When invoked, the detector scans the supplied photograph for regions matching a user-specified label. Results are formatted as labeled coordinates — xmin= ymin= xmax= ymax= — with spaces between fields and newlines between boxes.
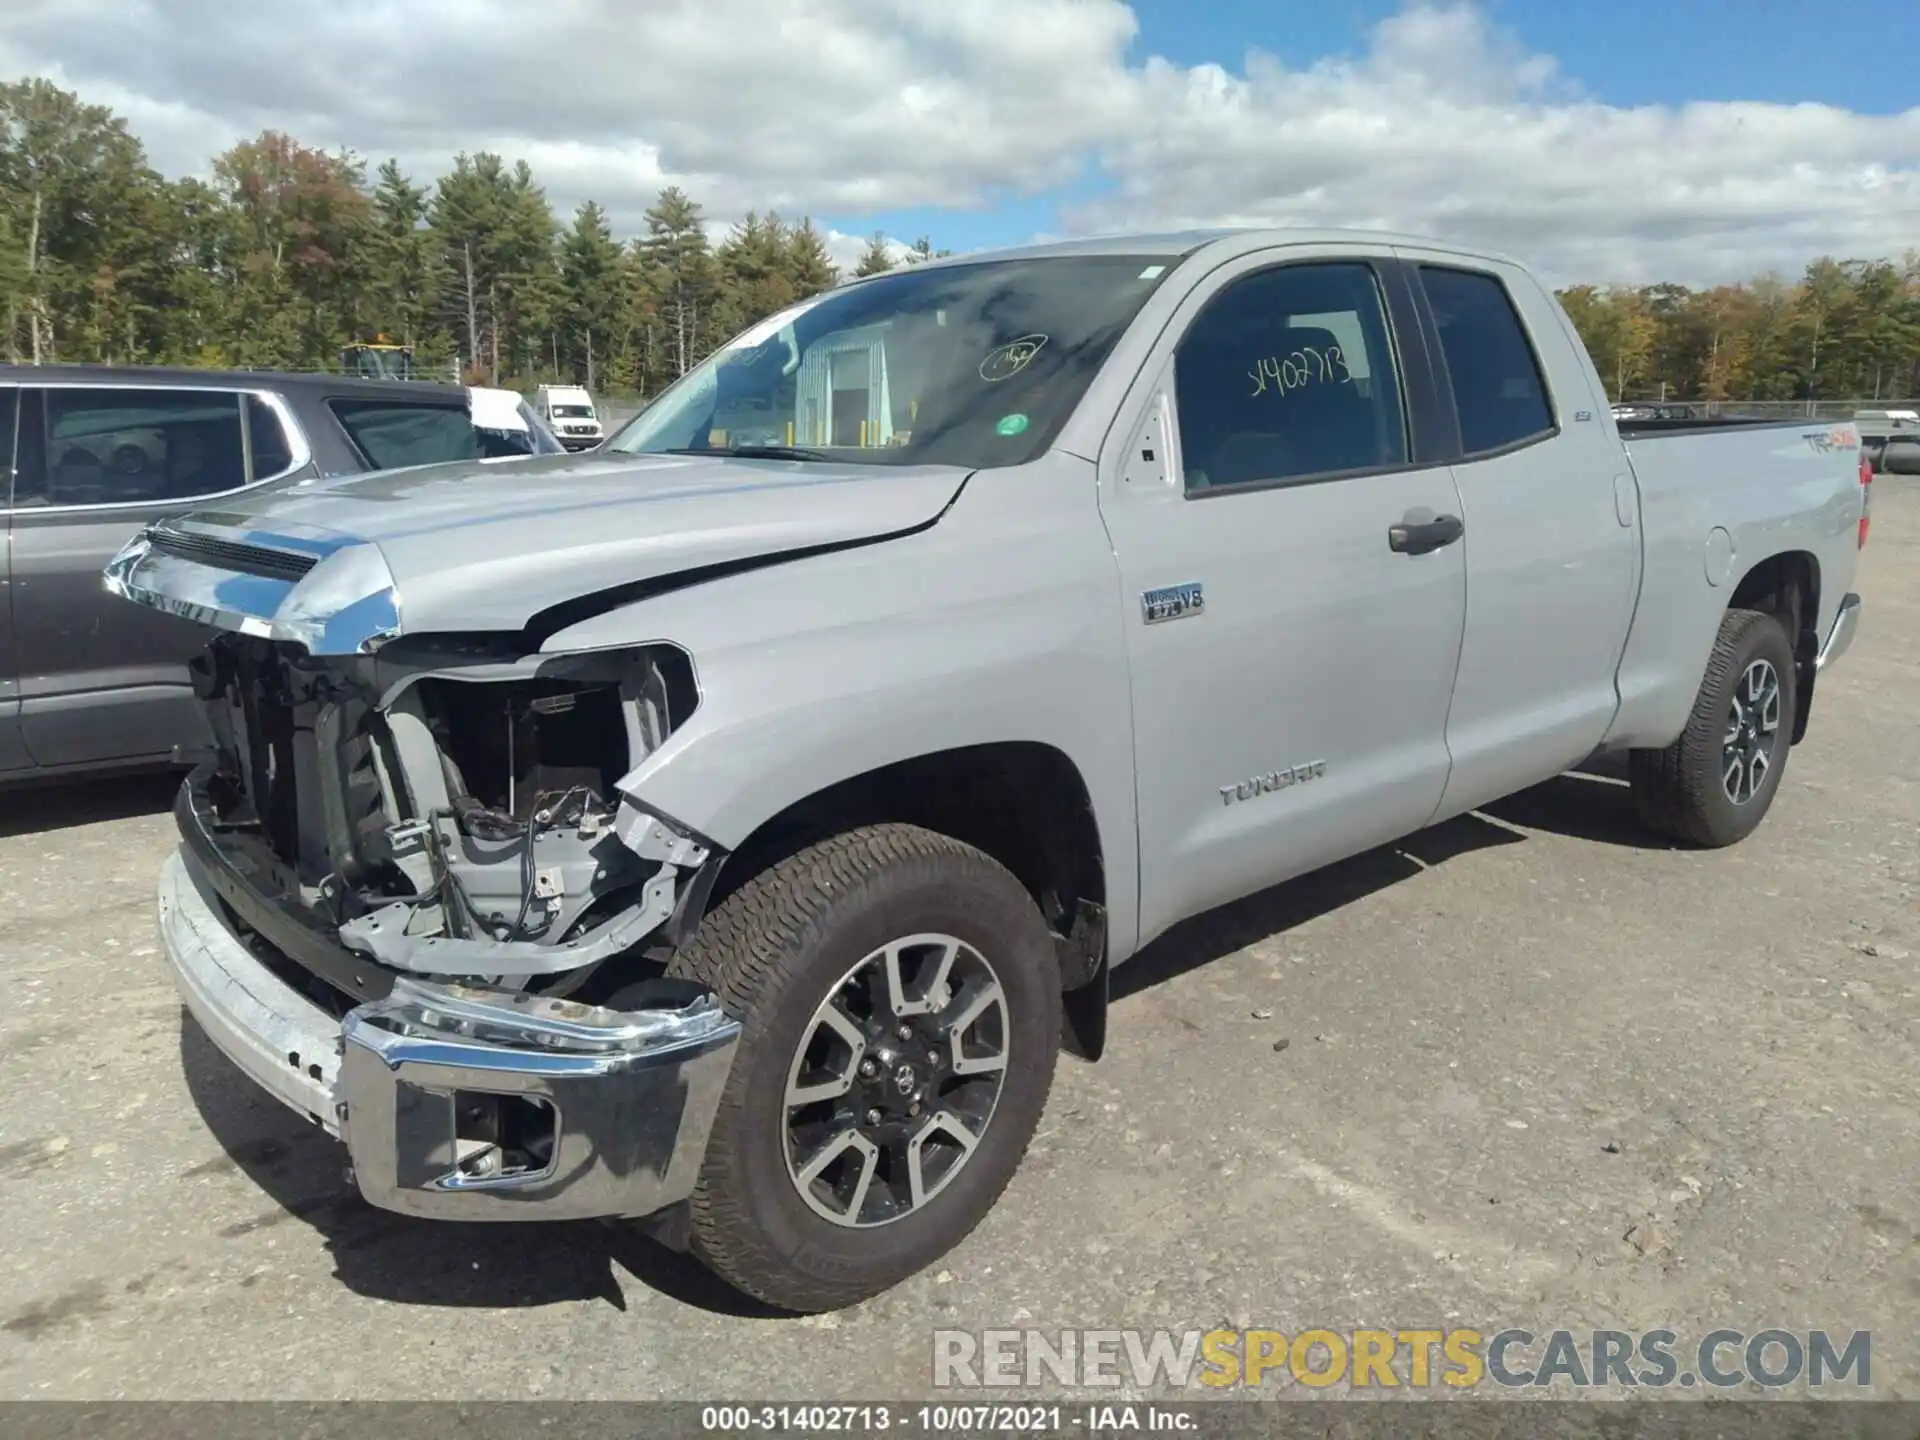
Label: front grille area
xmin=203 ymin=637 xmax=389 ymax=893
xmin=232 ymin=675 xmax=303 ymax=868
xmin=151 ymin=529 xmax=319 ymax=583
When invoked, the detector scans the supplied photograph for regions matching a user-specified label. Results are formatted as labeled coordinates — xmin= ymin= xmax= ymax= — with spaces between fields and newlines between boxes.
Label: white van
xmin=536 ymin=384 xmax=604 ymax=450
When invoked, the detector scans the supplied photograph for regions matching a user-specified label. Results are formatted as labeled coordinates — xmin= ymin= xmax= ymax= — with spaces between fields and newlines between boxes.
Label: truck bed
xmin=1603 ymin=414 xmax=1864 ymax=751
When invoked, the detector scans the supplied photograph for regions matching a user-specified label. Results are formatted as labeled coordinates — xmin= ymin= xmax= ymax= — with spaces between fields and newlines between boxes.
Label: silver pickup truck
xmin=105 ymin=229 xmax=1869 ymax=1313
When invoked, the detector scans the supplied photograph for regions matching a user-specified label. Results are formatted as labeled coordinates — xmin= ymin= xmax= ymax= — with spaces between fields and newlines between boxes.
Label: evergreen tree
xmin=853 ymin=231 xmax=895 ymax=277
xmin=558 ymin=201 xmax=624 ymax=389
xmin=635 ymin=186 xmax=718 ymax=382
xmin=716 ymin=210 xmax=798 ymax=336
xmin=495 ymin=159 xmax=560 ymax=383
xmin=430 ymin=152 xmax=521 ymax=379
xmin=363 ymin=160 xmax=439 ymax=353
xmin=785 ymin=217 xmax=839 ymax=297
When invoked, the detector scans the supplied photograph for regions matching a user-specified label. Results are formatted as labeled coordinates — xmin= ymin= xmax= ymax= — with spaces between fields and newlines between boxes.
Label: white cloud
xmin=3 ymin=0 xmax=1917 ymax=285
xmin=1079 ymin=5 xmax=1920 ymax=285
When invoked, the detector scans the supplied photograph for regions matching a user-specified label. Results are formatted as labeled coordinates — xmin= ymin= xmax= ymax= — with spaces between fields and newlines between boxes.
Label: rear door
xmin=9 ymin=384 xmax=308 ymax=770
xmin=1395 ymin=251 xmax=1641 ymax=818
xmin=0 ymin=384 xmax=27 ymax=773
xmin=1098 ymin=249 xmax=1470 ymax=943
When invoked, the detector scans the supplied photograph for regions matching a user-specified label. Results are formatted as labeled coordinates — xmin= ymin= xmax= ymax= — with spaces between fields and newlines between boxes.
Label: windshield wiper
xmin=662 ymin=444 xmax=831 ymax=462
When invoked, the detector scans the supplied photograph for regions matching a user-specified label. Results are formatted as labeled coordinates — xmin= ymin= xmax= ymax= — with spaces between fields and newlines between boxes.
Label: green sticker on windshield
xmin=995 ymin=413 xmax=1030 ymax=437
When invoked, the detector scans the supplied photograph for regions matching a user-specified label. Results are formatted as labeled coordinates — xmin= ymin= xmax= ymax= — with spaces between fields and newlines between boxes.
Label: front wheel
xmin=1630 ymin=606 xmax=1798 ymax=847
xmin=665 ymin=823 xmax=1062 ymax=1312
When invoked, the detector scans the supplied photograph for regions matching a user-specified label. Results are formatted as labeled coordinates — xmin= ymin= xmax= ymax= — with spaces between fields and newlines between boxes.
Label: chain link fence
xmin=597 ymin=397 xmax=646 ymax=431
xmin=1617 ymin=398 xmax=1919 ymax=421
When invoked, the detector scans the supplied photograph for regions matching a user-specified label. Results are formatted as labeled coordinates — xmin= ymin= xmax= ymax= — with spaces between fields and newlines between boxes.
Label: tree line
xmin=1560 ymin=261 xmax=1920 ymax=405
xmin=0 ymin=77 xmax=942 ymax=397
xmin=4 ymin=75 xmax=1918 ymax=402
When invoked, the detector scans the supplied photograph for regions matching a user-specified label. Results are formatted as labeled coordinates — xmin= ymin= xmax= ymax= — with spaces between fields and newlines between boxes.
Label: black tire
xmin=665 ymin=823 xmax=1061 ymax=1312
xmin=1630 ymin=607 xmax=1797 ymax=847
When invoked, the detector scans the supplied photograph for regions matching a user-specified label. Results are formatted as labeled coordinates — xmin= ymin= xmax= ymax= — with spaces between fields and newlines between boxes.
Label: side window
xmin=17 ymin=388 xmax=247 ymax=508
xmin=246 ymin=394 xmax=297 ymax=479
xmin=1419 ymin=267 xmax=1555 ymax=456
xmin=1174 ymin=262 xmax=1407 ymax=491
xmin=329 ymin=398 xmax=545 ymax=470
xmin=330 ymin=400 xmax=481 ymax=470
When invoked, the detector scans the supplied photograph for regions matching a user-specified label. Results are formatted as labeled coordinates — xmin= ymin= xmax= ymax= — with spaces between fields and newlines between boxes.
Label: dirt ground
xmin=1 ymin=483 xmax=1914 ymax=1403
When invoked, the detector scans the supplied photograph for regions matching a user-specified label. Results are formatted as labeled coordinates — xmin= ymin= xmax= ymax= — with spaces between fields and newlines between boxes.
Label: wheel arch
xmin=688 ymin=742 xmax=1112 ymax=1058
xmin=1728 ymin=549 xmax=1821 ymax=743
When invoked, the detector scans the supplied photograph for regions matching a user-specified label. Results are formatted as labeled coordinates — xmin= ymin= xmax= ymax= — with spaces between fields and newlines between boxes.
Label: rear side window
xmin=20 ymin=388 xmax=247 ymax=507
xmin=329 ymin=399 xmax=546 ymax=470
xmin=1174 ymin=261 xmax=1408 ymax=491
xmin=1419 ymin=267 xmax=1555 ymax=456
xmin=246 ymin=394 xmax=297 ymax=479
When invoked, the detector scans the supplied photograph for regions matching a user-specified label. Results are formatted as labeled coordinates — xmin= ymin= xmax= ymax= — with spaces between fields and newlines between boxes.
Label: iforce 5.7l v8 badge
xmin=1142 ymin=582 xmax=1205 ymax=625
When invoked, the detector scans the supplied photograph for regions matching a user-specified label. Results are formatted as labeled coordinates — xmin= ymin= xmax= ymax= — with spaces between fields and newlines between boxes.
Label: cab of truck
xmin=537 ymin=384 xmax=604 ymax=450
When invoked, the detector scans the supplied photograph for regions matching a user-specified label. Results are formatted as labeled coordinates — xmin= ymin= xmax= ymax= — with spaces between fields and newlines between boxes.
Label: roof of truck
xmin=896 ymin=227 xmax=1527 ymax=272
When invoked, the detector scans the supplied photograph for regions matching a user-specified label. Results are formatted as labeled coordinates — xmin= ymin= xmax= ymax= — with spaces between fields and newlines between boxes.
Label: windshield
xmin=550 ymin=403 xmax=595 ymax=418
xmin=606 ymin=255 xmax=1177 ymax=469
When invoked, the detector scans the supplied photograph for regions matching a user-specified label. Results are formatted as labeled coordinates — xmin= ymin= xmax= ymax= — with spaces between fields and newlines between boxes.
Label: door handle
xmin=1387 ymin=510 xmax=1465 ymax=556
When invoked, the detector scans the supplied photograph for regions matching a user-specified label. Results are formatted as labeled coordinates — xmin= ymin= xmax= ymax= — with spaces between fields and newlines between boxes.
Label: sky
xmin=2 ymin=0 xmax=1917 ymax=287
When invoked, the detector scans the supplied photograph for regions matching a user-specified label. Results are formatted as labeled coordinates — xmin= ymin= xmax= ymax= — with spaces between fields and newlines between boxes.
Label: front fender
xmin=539 ymin=455 xmax=1144 ymax=961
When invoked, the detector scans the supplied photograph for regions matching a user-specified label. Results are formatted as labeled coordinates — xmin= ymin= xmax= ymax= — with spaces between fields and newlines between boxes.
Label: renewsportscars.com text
xmin=932 ymin=1327 xmax=1872 ymax=1390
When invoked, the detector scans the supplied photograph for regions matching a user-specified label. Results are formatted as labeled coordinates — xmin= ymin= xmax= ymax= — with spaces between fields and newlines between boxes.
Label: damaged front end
xmin=148 ymin=574 xmax=739 ymax=1223
xmin=184 ymin=630 xmax=718 ymax=989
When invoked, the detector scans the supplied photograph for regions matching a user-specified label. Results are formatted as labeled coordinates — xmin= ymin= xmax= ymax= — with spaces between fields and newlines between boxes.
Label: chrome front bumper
xmin=158 ymin=849 xmax=741 ymax=1221
xmin=1817 ymin=592 xmax=1862 ymax=672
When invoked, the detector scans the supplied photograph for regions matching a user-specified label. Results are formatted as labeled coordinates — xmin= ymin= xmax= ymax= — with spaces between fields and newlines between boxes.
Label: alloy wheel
xmin=782 ymin=933 xmax=1010 ymax=1228
xmin=1721 ymin=657 xmax=1782 ymax=806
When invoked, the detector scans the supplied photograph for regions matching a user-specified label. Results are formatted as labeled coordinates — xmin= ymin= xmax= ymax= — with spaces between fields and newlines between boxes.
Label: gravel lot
xmin=1 ymin=483 xmax=1915 ymax=1403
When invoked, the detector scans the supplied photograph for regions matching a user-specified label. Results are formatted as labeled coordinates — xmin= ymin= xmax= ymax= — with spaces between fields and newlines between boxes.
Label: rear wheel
xmin=1630 ymin=607 xmax=1797 ymax=847
xmin=665 ymin=823 xmax=1061 ymax=1312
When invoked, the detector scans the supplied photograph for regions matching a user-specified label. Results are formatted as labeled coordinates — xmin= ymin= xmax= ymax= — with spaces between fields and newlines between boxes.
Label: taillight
xmin=1859 ymin=448 xmax=1872 ymax=548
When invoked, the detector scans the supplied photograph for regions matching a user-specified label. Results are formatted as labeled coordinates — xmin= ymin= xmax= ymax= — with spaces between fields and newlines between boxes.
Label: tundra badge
xmin=1142 ymin=582 xmax=1205 ymax=625
xmin=1220 ymin=760 xmax=1327 ymax=805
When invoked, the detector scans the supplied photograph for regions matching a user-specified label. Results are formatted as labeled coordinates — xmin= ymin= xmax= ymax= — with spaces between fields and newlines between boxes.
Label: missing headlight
xmin=348 ymin=646 xmax=704 ymax=970
xmin=412 ymin=645 xmax=695 ymax=823
xmin=425 ymin=677 xmax=627 ymax=821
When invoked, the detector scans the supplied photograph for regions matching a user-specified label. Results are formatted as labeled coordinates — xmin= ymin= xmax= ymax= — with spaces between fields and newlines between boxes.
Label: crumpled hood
xmin=104 ymin=450 xmax=969 ymax=655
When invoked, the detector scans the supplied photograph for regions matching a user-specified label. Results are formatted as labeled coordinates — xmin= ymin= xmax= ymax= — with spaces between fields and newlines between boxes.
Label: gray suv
xmin=0 ymin=367 xmax=562 ymax=783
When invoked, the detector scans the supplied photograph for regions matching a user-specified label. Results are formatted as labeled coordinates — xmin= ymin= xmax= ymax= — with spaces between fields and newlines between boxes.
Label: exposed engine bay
xmin=190 ymin=631 xmax=710 ymax=1005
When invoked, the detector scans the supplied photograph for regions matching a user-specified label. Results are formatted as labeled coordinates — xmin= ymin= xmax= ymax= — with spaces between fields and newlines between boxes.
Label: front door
xmin=9 ymin=384 xmax=266 ymax=770
xmin=1097 ymin=253 xmax=1470 ymax=945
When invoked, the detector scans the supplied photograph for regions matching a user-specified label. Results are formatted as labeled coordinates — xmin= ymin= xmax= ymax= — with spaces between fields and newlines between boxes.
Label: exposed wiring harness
xmin=446 ymin=785 xmax=605 ymax=942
